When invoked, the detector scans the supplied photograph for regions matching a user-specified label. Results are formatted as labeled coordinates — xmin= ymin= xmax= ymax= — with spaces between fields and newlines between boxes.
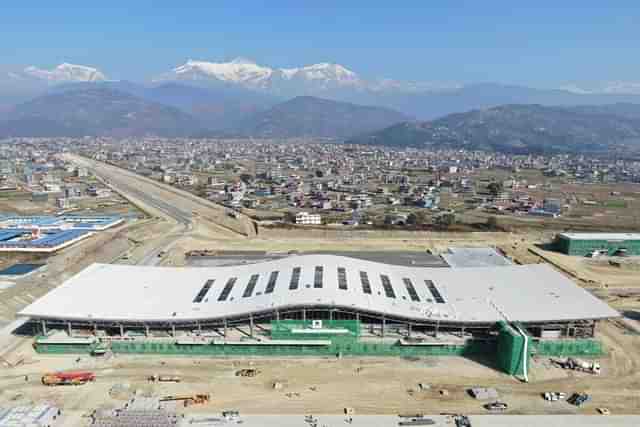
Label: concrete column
xmin=93 ymin=323 xmax=98 ymax=335
xmin=171 ymin=324 xmax=176 ymax=337
xmin=145 ymin=324 xmax=150 ymax=337
xmin=67 ymin=322 xmax=72 ymax=337
xmin=119 ymin=324 xmax=124 ymax=337
xmin=275 ymin=310 xmax=280 ymax=321
xmin=223 ymin=319 xmax=228 ymax=339
xmin=249 ymin=314 xmax=254 ymax=338
xmin=41 ymin=320 xmax=47 ymax=336
xmin=197 ymin=321 xmax=202 ymax=334
xmin=381 ymin=317 xmax=385 ymax=338
xmin=329 ymin=309 xmax=333 ymax=321
xmin=302 ymin=309 xmax=306 ymax=322
xmin=407 ymin=323 xmax=411 ymax=338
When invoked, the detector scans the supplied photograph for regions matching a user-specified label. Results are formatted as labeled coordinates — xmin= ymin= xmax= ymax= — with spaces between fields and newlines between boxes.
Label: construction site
xmin=1 ymin=155 xmax=639 ymax=426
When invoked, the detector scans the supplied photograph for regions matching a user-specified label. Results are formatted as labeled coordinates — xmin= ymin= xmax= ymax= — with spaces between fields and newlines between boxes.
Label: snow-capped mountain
xmin=560 ymin=81 xmax=640 ymax=95
xmin=20 ymin=63 xmax=107 ymax=82
xmin=166 ymin=58 xmax=273 ymax=88
xmin=154 ymin=57 xmax=408 ymax=94
xmin=280 ymin=63 xmax=361 ymax=85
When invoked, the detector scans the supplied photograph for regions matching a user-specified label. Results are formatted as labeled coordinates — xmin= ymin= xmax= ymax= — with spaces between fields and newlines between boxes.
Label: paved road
xmin=66 ymin=154 xmax=253 ymax=238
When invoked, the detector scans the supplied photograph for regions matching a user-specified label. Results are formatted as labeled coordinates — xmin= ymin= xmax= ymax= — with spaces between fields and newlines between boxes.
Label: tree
xmin=434 ymin=212 xmax=456 ymax=229
xmin=240 ymin=173 xmax=254 ymax=184
xmin=486 ymin=216 xmax=500 ymax=230
xmin=487 ymin=181 xmax=503 ymax=196
xmin=408 ymin=210 xmax=429 ymax=226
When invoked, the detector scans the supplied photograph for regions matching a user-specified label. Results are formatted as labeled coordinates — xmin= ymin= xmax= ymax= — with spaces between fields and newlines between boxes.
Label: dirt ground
xmin=2 ymin=158 xmax=640 ymax=423
xmin=0 ymin=319 xmax=638 ymax=421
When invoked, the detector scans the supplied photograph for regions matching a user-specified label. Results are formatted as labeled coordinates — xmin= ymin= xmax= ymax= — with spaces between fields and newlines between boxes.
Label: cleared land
xmin=0 ymin=157 xmax=639 ymax=422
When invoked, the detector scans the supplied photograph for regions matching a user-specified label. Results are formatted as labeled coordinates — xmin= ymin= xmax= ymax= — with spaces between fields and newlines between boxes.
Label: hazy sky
xmin=3 ymin=1 xmax=639 ymax=86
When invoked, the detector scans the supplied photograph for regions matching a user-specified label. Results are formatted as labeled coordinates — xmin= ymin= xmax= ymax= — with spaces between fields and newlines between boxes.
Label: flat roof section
xmin=19 ymin=255 xmax=619 ymax=325
xmin=442 ymin=247 xmax=513 ymax=268
xmin=558 ymin=232 xmax=640 ymax=241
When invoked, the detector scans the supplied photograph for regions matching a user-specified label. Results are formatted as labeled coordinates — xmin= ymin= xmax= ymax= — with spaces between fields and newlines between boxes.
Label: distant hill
xmin=0 ymin=87 xmax=203 ymax=138
xmin=236 ymin=96 xmax=411 ymax=138
xmin=46 ymin=81 xmax=280 ymax=130
xmin=348 ymin=104 xmax=640 ymax=153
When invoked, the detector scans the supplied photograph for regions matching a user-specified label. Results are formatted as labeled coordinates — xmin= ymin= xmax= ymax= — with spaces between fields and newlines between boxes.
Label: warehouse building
xmin=554 ymin=232 xmax=640 ymax=256
xmin=19 ymin=255 xmax=618 ymax=376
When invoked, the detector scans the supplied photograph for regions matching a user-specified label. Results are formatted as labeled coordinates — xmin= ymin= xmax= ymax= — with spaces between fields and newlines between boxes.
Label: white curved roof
xmin=19 ymin=255 xmax=618 ymax=324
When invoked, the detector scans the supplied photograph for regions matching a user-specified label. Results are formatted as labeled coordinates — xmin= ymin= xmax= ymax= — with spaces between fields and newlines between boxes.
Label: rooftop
xmin=19 ymin=255 xmax=618 ymax=325
xmin=558 ymin=232 xmax=640 ymax=241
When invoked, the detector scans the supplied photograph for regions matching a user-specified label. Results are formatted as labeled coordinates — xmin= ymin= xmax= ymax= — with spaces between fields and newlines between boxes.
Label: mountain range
xmin=6 ymin=59 xmax=640 ymax=120
xmin=348 ymin=104 xmax=640 ymax=154
xmin=3 ymin=59 xmax=640 ymax=152
xmin=0 ymin=87 xmax=202 ymax=138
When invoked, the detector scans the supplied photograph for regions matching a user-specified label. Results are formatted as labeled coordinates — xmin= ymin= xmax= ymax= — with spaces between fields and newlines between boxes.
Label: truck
xmin=550 ymin=357 xmax=601 ymax=375
xmin=160 ymin=393 xmax=210 ymax=407
xmin=483 ymin=401 xmax=508 ymax=412
xmin=42 ymin=371 xmax=96 ymax=386
xmin=148 ymin=374 xmax=181 ymax=383
xmin=235 ymin=368 xmax=260 ymax=377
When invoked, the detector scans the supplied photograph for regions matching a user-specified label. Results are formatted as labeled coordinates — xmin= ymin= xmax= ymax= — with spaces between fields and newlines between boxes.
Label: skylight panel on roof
xmin=380 ymin=274 xmax=396 ymax=298
xmin=425 ymin=279 xmax=445 ymax=303
xmin=218 ymin=277 xmax=237 ymax=301
xmin=337 ymin=267 xmax=347 ymax=290
xmin=314 ymin=266 xmax=323 ymax=288
xmin=265 ymin=271 xmax=279 ymax=294
xmin=402 ymin=278 xmax=420 ymax=302
xmin=193 ymin=279 xmax=214 ymax=303
xmin=290 ymin=267 xmax=301 ymax=290
xmin=360 ymin=271 xmax=372 ymax=294
xmin=243 ymin=274 xmax=260 ymax=298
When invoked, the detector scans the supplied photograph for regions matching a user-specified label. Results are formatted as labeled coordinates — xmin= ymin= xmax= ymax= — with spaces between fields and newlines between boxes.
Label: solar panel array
xmin=290 ymin=267 xmax=301 ymax=290
xmin=402 ymin=278 xmax=420 ymax=302
xmin=193 ymin=279 xmax=214 ymax=303
xmin=425 ymin=279 xmax=446 ymax=303
xmin=242 ymin=274 xmax=260 ymax=298
xmin=265 ymin=271 xmax=279 ymax=294
xmin=0 ymin=230 xmax=23 ymax=242
xmin=360 ymin=271 xmax=372 ymax=294
xmin=314 ymin=266 xmax=323 ymax=288
xmin=337 ymin=267 xmax=347 ymax=290
xmin=380 ymin=274 xmax=396 ymax=298
xmin=0 ymin=229 xmax=90 ymax=249
xmin=218 ymin=278 xmax=237 ymax=301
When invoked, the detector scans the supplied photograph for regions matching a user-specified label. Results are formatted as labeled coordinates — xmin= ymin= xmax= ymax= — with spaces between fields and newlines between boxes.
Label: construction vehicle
xmin=597 ymin=407 xmax=611 ymax=415
xmin=568 ymin=393 xmax=591 ymax=407
xmin=42 ymin=371 xmax=96 ymax=386
xmin=235 ymin=368 xmax=260 ymax=377
xmin=160 ymin=393 xmax=210 ymax=407
xmin=483 ymin=401 xmax=508 ymax=412
xmin=148 ymin=374 xmax=181 ymax=383
xmin=454 ymin=415 xmax=472 ymax=427
xmin=543 ymin=392 xmax=567 ymax=401
xmin=550 ymin=357 xmax=601 ymax=374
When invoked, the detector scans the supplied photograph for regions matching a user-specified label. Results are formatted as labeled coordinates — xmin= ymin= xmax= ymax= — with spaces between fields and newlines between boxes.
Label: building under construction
xmin=19 ymin=254 xmax=618 ymax=376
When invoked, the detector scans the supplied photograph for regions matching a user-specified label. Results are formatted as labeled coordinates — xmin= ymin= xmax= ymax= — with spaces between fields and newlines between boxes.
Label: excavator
xmin=160 ymin=393 xmax=211 ymax=407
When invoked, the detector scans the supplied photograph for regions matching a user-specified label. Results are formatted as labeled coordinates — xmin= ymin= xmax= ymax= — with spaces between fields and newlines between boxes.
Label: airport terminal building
xmin=19 ymin=254 xmax=618 ymax=375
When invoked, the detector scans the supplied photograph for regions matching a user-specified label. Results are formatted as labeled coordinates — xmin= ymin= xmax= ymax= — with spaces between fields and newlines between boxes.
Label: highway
xmin=63 ymin=154 xmax=257 ymax=267
xmin=65 ymin=154 xmax=251 ymax=238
